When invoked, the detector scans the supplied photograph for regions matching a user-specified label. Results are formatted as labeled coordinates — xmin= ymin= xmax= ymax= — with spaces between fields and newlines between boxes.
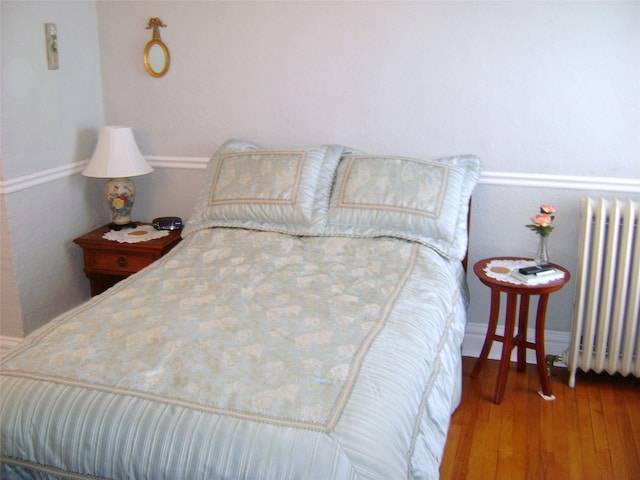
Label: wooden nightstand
xmin=73 ymin=224 xmax=182 ymax=296
xmin=470 ymin=257 xmax=571 ymax=404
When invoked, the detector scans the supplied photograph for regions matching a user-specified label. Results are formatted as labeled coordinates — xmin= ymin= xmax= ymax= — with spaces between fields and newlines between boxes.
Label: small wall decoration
xmin=144 ymin=17 xmax=170 ymax=77
xmin=45 ymin=23 xmax=58 ymax=70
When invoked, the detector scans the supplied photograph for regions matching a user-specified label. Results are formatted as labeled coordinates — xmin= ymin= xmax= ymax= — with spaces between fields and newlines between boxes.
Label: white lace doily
xmin=103 ymin=224 xmax=170 ymax=243
xmin=484 ymin=258 xmax=538 ymax=285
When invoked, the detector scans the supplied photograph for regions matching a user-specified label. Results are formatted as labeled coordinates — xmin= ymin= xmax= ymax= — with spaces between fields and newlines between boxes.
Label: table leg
xmin=535 ymin=293 xmax=553 ymax=397
xmin=516 ymin=295 xmax=530 ymax=372
xmin=471 ymin=288 xmax=501 ymax=378
xmin=493 ymin=292 xmax=518 ymax=404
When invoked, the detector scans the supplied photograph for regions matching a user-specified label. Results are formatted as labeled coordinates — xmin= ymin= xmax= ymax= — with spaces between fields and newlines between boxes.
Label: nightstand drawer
xmin=74 ymin=224 xmax=182 ymax=296
xmin=89 ymin=250 xmax=157 ymax=275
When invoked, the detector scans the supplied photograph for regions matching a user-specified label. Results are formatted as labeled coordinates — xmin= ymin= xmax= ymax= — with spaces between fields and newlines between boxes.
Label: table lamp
xmin=83 ymin=126 xmax=153 ymax=230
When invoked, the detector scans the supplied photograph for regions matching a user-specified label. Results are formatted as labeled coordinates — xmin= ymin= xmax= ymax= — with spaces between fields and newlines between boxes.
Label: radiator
xmin=564 ymin=197 xmax=640 ymax=388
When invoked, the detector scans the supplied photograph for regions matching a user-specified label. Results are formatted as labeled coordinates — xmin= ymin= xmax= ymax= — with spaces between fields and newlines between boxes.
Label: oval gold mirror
xmin=143 ymin=18 xmax=170 ymax=78
xmin=144 ymin=40 xmax=170 ymax=77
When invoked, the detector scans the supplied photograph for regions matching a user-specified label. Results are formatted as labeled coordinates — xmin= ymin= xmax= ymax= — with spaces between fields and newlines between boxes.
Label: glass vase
xmin=534 ymin=234 xmax=550 ymax=266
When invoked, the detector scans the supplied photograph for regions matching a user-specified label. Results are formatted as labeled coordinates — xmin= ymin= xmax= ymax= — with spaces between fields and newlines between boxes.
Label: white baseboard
xmin=0 ymin=336 xmax=22 ymax=356
xmin=462 ymin=322 xmax=570 ymax=365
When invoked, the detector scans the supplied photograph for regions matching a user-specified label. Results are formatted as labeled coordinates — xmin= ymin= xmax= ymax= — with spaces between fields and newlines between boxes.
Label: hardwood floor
xmin=441 ymin=356 xmax=640 ymax=480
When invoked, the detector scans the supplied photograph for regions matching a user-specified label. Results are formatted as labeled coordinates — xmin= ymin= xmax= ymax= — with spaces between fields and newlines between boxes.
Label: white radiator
xmin=565 ymin=197 xmax=640 ymax=387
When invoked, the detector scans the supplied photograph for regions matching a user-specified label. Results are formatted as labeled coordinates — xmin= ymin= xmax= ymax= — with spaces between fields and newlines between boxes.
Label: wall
xmin=97 ymin=1 xmax=638 ymax=172
xmin=0 ymin=194 xmax=22 ymax=338
xmin=95 ymin=1 xmax=639 ymax=349
xmin=1 ymin=0 xmax=105 ymax=335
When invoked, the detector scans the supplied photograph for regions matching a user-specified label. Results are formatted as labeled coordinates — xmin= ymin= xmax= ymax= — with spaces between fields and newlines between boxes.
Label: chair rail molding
xmin=480 ymin=171 xmax=640 ymax=192
xmin=2 ymin=157 xmax=639 ymax=194
xmin=0 ymin=161 xmax=87 ymax=194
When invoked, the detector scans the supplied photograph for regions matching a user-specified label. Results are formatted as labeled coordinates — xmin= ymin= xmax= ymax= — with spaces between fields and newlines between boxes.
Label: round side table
xmin=470 ymin=257 xmax=571 ymax=404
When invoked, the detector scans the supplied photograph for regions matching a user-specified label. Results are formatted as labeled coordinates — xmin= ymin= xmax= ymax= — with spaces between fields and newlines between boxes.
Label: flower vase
xmin=534 ymin=234 xmax=550 ymax=266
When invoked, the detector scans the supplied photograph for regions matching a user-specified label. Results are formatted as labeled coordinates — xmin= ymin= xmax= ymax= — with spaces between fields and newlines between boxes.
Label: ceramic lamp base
xmin=104 ymin=177 xmax=137 ymax=228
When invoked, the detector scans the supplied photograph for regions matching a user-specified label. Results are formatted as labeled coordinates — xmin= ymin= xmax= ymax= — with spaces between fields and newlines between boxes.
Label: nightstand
xmin=470 ymin=257 xmax=571 ymax=404
xmin=73 ymin=224 xmax=182 ymax=296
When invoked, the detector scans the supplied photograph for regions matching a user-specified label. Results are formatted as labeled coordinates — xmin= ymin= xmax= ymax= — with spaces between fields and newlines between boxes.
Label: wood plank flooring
xmin=441 ymin=356 xmax=640 ymax=479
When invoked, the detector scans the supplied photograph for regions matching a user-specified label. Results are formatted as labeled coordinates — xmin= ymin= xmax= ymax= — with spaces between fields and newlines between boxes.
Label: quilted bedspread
xmin=1 ymin=228 xmax=467 ymax=479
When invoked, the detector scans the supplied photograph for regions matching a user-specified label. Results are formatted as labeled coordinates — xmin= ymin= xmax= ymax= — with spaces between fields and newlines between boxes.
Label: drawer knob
xmin=117 ymin=256 xmax=127 ymax=267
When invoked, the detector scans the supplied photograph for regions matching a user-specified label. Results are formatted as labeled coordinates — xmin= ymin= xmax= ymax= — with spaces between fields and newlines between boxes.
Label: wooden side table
xmin=73 ymin=224 xmax=182 ymax=296
xmin=470 ymin=257 xmax=571 ymax=404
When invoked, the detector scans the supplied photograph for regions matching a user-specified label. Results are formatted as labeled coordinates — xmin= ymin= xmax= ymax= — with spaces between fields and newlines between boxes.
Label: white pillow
xmin=183 ymin=139 xmax=343 ymax=237
xmin=325 ymin=154 xmax=481 ymax=260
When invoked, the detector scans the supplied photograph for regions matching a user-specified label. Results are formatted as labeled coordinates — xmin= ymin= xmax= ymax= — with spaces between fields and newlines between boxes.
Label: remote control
xmin=519 ymin=264 xmax=553 ymax=276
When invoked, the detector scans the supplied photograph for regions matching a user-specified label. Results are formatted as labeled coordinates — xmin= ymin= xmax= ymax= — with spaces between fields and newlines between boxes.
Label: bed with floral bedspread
xmin=1 ymin=140 xmax=480 ymax=480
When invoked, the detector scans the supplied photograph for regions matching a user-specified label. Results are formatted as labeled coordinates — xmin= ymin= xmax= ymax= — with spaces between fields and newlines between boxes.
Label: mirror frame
xmin=144 ymin=39 xmax=170 ymax=77
xmin=143 ymin=18 xmax=170 ymax=78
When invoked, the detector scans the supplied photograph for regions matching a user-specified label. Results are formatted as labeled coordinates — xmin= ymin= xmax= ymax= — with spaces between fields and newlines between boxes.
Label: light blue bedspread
xmin=1 ymin=228 xmax=467 ymax=479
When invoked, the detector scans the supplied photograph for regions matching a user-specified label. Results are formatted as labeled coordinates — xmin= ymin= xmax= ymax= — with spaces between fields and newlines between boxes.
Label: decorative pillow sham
xmin=182 ymin=139 xmax=344 ymax=237
xmin=325 ymin=154 xmax=481 ymax=260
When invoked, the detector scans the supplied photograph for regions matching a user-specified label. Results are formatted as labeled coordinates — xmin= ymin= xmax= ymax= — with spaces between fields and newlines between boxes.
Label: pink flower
xmin=540 ymin=204 xmax=556 ymax=215
xmin=531 ymin=213 xmax=552 ymax=227
xmin=526 ymin=203 xmax=557 ymax=237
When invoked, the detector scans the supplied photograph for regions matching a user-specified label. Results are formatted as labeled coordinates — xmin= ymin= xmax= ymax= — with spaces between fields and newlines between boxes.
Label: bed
xmin=0 ymin=140 xmax=480 ymax=479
